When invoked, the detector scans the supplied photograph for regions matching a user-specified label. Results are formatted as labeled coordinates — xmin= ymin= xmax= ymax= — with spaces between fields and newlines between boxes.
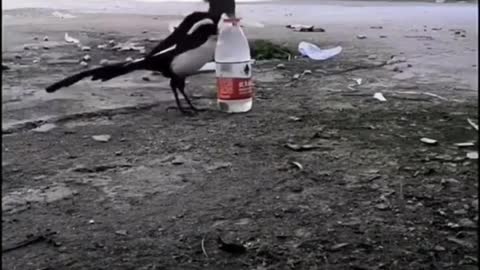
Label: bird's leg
xmin=167 ymin=78 xmax=195 ymax=116
xmin=176 ymin=78 xmax=205 ymax=112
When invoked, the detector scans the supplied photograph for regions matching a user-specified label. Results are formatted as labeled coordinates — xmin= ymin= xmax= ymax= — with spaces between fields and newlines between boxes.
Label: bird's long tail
xmin=45 ymin=59 xmax=146 ymax=93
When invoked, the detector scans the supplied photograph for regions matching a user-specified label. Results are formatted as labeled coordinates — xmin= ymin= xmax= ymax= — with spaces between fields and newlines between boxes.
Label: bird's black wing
xmin=146 ymin=12 xmax=213 ymax=58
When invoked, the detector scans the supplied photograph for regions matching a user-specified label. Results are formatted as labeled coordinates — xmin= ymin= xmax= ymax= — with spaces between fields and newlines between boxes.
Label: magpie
xmin=45 ymin=13 xmax=223 ymax=115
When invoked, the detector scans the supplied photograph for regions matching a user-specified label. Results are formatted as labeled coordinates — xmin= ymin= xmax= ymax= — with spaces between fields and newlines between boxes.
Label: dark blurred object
xmin=204 ymin=0 xmax=236 ymax=17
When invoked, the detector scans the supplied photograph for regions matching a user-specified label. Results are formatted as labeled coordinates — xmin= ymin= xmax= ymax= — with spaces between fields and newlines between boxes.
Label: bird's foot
xmin=165 ymin=106 xmax=198 ymax=116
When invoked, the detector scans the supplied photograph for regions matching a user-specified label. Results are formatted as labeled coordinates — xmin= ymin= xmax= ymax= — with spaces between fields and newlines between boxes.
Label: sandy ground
xmin=2 ymin=1 xmax=479 ymax=269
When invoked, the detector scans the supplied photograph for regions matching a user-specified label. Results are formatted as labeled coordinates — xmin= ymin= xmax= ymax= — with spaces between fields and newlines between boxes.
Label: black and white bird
xmin=45 ymin=11 xmax=225 ymax=115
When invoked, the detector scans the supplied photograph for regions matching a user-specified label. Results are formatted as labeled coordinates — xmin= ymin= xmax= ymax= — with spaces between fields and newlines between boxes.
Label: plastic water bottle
xmin=215 ymin=18 xmax=254 ymax=113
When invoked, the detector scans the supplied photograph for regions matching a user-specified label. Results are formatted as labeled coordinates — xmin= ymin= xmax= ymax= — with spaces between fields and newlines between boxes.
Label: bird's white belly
xmin=170 ymin=38 xmax=216 ymax=76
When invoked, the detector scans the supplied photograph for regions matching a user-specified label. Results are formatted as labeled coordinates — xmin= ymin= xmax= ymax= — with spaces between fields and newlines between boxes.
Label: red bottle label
xmin=217 ymin=78 xmax=254 ymax=100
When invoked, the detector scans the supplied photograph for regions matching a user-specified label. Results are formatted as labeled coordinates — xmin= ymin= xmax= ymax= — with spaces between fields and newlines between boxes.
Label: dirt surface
xmin=2 ymin=4 xmax=479 ymax=270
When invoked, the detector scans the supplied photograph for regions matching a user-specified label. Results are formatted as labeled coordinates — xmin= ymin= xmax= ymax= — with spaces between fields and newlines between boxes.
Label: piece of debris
xmin=285 ymin=143 xmax=320 ymax=151
xmin=32 ymin=123 xmax=57 ymax=133
xmin=420 ymin=137 xmax=438 ymax=145
xmin=435 ymin=0 xmax=446 ymax=3
xmin=288 ymin=116 xmax=302 ymax=122
xmin=368 ymin=54 xmax=377 ymax=60
xmin=370 ymin=26 xmax=383 ymax=29
xmin=286 ymin=24 xmax=325 ymax=32
xmin=125 ymin=57 xmax=133 ymax=62
xmin=292 ymin=74 xmax=301 ymax=80
xmin=108 ymin=40 xmax=116 ymax=46
xmin=291 ymin=161 xmax=303 ymax=170
xmin=356 ymin=34 xmax=367 ymax=39
xmin=217 ymin=236 xmax=246 ymax=254
xmin=43 ymin=45 xmax=50 ymax=50
xmin=81 ymin=46 xmax=91 ymax=52
xmin=2 ymin=231 xmax=57 ymax=253
xmin=454 ymin=142 xmax=475 ymax=147
xmin=23 ymin=45 xmax=30 ymax=50
xmin=2 ymin=64 xmax=10 ymax=70
xmin=80 ymin=61 xmax=88 ymax=67
xmin=43 ymin=36 xmax=49 ymax=41
xmin=97 ymin=44 xmax=107 ymax=49
xmin=142 ymin=76 xmax=150 ymax=82
xmin=329 ymin=243 xmax=350 ymax=251
xmin=379 ymin=35 xmax=388 ymax=38
xmin=434 ymin=245 xmax=446 ymax=252
xmin=83 ymin=55 xmax=91 ymax=62
xmin=92 ymin=135 xmax=111 ymax=142
xmin=353 ymin=78 xmax=363 ymax=85
xmin=466 ymin=151 xmax=478 ymax=160
xmin=88 ymin=219 xmax=95 ymax=224
xmin=33 ymin=59 xmax=40 ymax=64
xmin=298 ymin=41 xmax=342 ymax=61
xmin=467 ymin=118 xmax=478 ymax=131
xmin=64 ymin=33 xmax=80 ymax=44
xmin=52 ymin=11 xmax=76 ymax=19
xmin=100 ymin=59 xmax=109 ymax=66
xmin=276 ymin=63 xmax=286 ymax=69
xmin=373 ymin=92 xmax=387 ymax=102
xmin=115 ymin=151 xmax=123 ymax=156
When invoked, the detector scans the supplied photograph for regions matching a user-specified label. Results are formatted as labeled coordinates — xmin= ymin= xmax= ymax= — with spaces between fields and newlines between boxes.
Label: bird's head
xmin=203 ymin=0 xmax=235 ymax=18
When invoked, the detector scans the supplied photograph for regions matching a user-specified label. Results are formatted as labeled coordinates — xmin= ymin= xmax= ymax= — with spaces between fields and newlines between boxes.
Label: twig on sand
xmin=201 ymin=234 xmax=209 ymax=258
xmin=467 ymin=118 xmax=478 ymax=131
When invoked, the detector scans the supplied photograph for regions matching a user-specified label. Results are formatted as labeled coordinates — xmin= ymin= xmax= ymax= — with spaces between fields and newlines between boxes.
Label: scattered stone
xmin=142 ymin=76 xmax=150 ymax=82
xmin=302 ymin=69 xmax=312 ymax=75
xmin=373 ymin=92 xmax=387 ymax=102
xmin=375 ymin=203 xmax=390 ymax=210
xmin=205 ymin=162 xmax=232 ymax=171
xmin=83 ymin=55 xmax=91 ymax=62
xmin=115 ymin=230 xmax=128 ymax=236
xmin=2 ymin=64 xmax=9 ymax=70
xmin=92 ymin=135 xmax=111 ymax=142
xmin=43 ymin=45 xmax=50 ymax=50
xmin=447 ymin=237 xmax=474 ymax=249
xmin=108 ymin=40 xmax=115 ymax=45
xmin=285 ymin=143 xmax=320 ymax=151
xmin=454 ymin=142 xmax=475 ymax=147
xmin=434 ymin=245 xmax=446 ymax=252
xmin=171 ymin=156 xmax=186 ymax=165
xmin=14 ymin=55 xmax=22 ymax=59
xmin=472 ymin=199 xmax=478 ymax=211
xmin=88 ymin=219 xmax=95 ymax=224
xmin=420 ymin=137 xmax=438 ymax=145
xmin=466 ymin=151 xmax=478 ymax=160
xmin=370 ymin=26 xmax=383 ymax=29
xmin=276 ymin=63 xmax=286 ymax=69
xmin=81 ymin=46 xmax=91 ymax=52
xmin=80 ymin=61 xmax=88 ymax=67
xmin=379 ymin=35 xmax=388 ymax=38
xmin=356 ymin=34 xmax=367 ymax=39
xmin=387 ymin=56 xmax=407 ymax=65
xmin=125 ymin=57 xmax=133 ymax=62
xmin=292 ymin=74 xmax=300 ymax=80
xmin=97 ymin=44 xmax=107 ymax=49
xmin=100 ymin=59 xmax=109 ymax=66
xmin=441 ymin=178 xmax=460 ymax=185
xmin=368 ymin=54 xmax=377 ymax=60
xmin=32 ymin=123 xmax=57 ymax=133
xmin=115 ymin=151 xmax=123 ymax=156
xmin=43 ymin=36 xmax=49 ymax=41
xmin=33 ymin=59 xmax=40 ymax=63
xmin=459 ymin=218 xmax=476 ymax=228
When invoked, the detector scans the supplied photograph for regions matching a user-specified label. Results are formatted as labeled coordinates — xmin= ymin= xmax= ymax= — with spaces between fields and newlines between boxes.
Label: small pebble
xmin=97 ymin=44 xmax=107 ymax=49
xmin=125 ymin=57 xmax=133 ymax=62
xmin=368 ymin=54 xmax=377 ymax=60
xmin=80 ymin=61 xmax=88 ymax=67
xmin=33 ymin=36 xmax=39 ymax=40
xmin=43 ymin=36 xmax=49 ymax=41
xmin=108 ymin=40 xmax=115 ymax=45
xmin=100 ymin=59 xmax=109 ymax=66
xmin=356 ymin=34 xmax=367 ymax=39
xmin=276 ymin=63 xmax=286 ymax=69
xmin=142 ymin=76 xmax=150 ymax=82
xmin=81 ymin=46 xmax=91 ymax=52
xmin=43 ymin=45 xmax=50 ymax=50
xmin=83 ymin=55 xmax=91 ymax=62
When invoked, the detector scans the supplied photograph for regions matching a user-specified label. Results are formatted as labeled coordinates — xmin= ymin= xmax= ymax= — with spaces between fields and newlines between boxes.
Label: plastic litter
xmin=298 ymin=41 xmax=342 ymax=61
xmin=65 ymin=33 xmax=80 ymax=44
xmin=373 ymin=92 xmax=387 ymax=102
